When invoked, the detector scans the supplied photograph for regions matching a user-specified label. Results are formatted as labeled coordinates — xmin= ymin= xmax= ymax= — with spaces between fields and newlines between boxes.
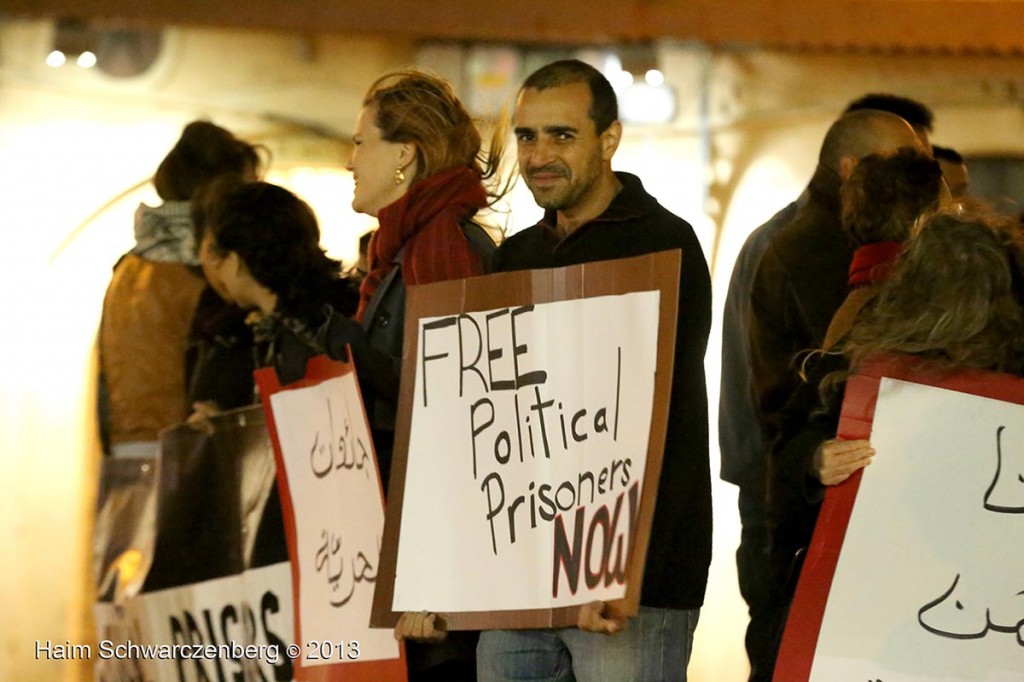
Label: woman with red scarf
xmin=346 ymin=70 xmax=502 ymax=452
xmin=346 ymin=70 xmax=505 ymax=682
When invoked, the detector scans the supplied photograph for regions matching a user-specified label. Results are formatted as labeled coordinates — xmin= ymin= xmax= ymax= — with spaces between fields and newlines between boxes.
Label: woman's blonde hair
xmin=363 ymin=70 xmax=507 ymax=196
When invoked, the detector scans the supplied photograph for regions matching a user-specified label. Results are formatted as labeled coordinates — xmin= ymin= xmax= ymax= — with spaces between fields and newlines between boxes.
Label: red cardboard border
xmin=255 ymin=355 xmax=407 ymax=682
xmin=774 ymin=354 xmax=1024 ymax=681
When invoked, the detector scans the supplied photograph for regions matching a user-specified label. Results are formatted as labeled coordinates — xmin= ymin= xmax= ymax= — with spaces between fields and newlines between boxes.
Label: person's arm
xmin=749 ymin=246 xmax=806 ymax=446
xmin=324 ymin=313 xmax=400 ymax=401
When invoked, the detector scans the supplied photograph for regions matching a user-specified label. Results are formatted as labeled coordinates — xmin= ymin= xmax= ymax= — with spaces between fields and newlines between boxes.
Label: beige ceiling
xmin=5 ymin=0 xmax=1024 ymax=53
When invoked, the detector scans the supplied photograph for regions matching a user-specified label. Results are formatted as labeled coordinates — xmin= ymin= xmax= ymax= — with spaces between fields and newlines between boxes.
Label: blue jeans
xmin=477 ymin=606 xmax=700 ymax=682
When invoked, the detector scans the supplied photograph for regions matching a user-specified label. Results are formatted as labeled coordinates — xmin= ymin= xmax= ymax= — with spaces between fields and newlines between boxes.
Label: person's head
xmin=347 ymin=70 xmax=497 ymax=217
xmin=195 ymin=180 xmax=340 ymax=315
xmin=933 ymin=145 xmax=970 ymax=198
xmin=819 ymin=109 xmax=925 ymax=179
xmin=154 ymin=120 xmax=263 ymax=202
xmin=840 ymin=148 xmax=944 ymax=246
xmin=844 ymin=205 xmax=1024 ymax=374
xmin=513 ymin=59 xmax=622 ymax=219
xmin=844 ymin=93 xmax=935 ymax=153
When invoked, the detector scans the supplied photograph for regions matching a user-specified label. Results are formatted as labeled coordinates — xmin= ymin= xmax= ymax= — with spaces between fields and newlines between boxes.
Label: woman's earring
xmin=394 ymin=166 xmax=406 ymax=185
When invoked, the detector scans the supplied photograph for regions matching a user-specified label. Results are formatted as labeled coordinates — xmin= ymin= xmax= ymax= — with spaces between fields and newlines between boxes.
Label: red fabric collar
xmin=356 ymin=165 xmax=488 ymax=321
xmin=849 ymin=241 xmax=902 ymax=288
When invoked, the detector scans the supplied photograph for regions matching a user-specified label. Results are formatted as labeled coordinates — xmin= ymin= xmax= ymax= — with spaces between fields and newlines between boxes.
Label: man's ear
xmin=839 ymin=154 xmax=858 ymax=180
xmin=600 ymin=121 xmax=622 ymax=162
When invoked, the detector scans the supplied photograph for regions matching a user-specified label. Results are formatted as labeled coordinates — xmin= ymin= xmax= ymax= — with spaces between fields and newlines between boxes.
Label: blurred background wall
xmin=2 ymin=3 xmax=1024 ymax=679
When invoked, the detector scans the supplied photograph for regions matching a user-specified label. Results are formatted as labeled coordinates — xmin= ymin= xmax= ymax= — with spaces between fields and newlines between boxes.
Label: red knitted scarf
xmin=356 ymin=165 xmax=488 ymax=322
xmin=848 ymin=241 xmax=903 ymax=288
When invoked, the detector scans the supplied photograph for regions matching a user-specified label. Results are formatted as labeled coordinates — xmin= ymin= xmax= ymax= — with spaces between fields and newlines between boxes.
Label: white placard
xmin=269 ymin=374 xmax=397 ymax=664
xmin=93 ymin=563 xmax=295 ymax=682
xmin=811 ymin=378 xmax=1024 ymax=681
xmin=394 ymin=292 xmax=660 ymax=612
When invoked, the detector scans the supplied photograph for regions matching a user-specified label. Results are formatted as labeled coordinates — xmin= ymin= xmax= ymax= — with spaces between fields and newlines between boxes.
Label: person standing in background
xmin=98 ymin=120 xmax=259 ymax=457
xmin=719 ymin=96 xmax=934 ymax=680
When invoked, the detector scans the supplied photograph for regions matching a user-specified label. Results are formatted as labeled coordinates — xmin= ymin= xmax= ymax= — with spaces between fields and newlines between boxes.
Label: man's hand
xmin=812 ymin=438 xmax=875 ymax=486
xmin=394 ymin=611 xmax=447 ymax=642
xmin=185 ymin=401 xmax=221 ymax=435
xmin=576 ymin=600 xmax=629 ymax=635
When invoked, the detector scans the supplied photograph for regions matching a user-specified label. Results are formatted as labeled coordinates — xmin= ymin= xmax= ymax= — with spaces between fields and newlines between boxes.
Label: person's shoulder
xmin=741 ymin=202 xmax=799 ymax=255
xmin=499 ymin=222 xmax=549 ymax=246
xmin=771 ymin=189 xmax=843 ymax=252
xmin=618 ymin=174 xmax=697 ymax=234
xmin=494 ymin=223 xmax=557 ymax=272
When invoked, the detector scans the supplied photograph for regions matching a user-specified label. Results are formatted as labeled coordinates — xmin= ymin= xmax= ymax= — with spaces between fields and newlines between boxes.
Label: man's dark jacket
xmin=749 ymin=166 xmax=853 ymax=446
xmin=493 ymin=171 xmax=712 ymax=610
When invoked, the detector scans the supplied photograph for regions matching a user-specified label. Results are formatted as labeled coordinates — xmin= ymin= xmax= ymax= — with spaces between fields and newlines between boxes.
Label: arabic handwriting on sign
xmin=308 ymin=395 xmax=372 ymax=479
xmin=918 ymin=573 xmax=1024 ymax=646
xmin=314 ymin=529 xmax=380 ymax=609
xmin=315 ymin=529 xmax=353 ymax=607
xmin=310 ymin=430 xmax=332 ymax=479
xmin=983 ymin=425 xmax=1024 ymax=514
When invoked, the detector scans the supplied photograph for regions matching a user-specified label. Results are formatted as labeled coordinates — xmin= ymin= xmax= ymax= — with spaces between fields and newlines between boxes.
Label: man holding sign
xmin=473 ymin=59 xmax=712 ymax=682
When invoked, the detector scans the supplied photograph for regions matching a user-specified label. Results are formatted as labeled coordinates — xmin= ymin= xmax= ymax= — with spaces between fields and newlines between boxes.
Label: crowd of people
xmin=96 ymin=57 xmax=1023 ymax=681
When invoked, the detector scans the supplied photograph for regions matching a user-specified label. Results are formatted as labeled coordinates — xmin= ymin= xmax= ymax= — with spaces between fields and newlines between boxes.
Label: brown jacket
xmin=100 ymin=254 xmax=205 ymax=445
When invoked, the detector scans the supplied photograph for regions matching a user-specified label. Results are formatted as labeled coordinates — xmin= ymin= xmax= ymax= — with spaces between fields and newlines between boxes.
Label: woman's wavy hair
xmin=840 ymin=148 xmax=943 ymax=246
xmin=197 ymin=180 xmax=342 ymax=318
xmin=154 ymin=120 xmax=266 ymax=201
xmin=363 ymin=70 xmax=509 ymax=199
xmin=842 ymin=203 xmax=1024 ymax=376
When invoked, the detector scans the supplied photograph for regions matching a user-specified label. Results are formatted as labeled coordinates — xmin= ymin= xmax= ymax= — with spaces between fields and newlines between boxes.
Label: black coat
xmin=493 ymin=171 xmax=713 ymax=611
xmin=749 ymin=166 xmax=853 ymax=449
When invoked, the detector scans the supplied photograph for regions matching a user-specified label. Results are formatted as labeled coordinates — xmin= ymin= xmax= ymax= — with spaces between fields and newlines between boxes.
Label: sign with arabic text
xmin=776 ymin=355 xmax=1024 ymax=682
xmin=257 ymin=356 xmax=406 ymax=681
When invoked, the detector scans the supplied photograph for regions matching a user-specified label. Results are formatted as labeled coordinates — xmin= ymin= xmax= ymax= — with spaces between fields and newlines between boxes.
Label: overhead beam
xmin=4 ymin=0 xmax=1024 ymax=53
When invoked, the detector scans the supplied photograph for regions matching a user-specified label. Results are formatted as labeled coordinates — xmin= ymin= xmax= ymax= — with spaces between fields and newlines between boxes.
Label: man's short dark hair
xmin=521 ymin=59 xmax=618 ymax=134
xmin=844 ymin=94 xmax=935 ymax=133
xmin=932 ymin=145 xmax=964 ymax=164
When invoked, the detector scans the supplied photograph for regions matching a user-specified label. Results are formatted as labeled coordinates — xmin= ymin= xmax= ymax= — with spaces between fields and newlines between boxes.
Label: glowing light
xmin=45 ymin=50 xmax=66 ymax=67
xmin=77 ymin=51 xmax=97 ymax=68
xmin=616 ymin=71 xmax=635 ymax=91
xmin=619 ymin=83 xmax=676 ymax=124
xmin=645 ymin=69 xmax=665 ymax=87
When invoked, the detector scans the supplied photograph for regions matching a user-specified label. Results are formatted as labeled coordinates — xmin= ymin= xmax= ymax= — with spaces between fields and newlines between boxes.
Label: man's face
xmin=513 ymin=83 xmax=608 ymax=212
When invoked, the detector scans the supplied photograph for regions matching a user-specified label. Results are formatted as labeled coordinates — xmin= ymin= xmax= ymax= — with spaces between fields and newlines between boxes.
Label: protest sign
xmin=256 ymin=355 xmax=405 ymax=681
xmin=373 ymin=250 xmax=681 ymax=630
xmin=776 ymin=355 xmax=1024 ymax=681
xmin=94 ymin=407 xmax=293 ymax=681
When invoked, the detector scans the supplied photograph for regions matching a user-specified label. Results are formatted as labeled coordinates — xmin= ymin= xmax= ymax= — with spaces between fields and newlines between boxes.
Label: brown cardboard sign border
xmin=372 ymin=250 xmax=681 ymax=630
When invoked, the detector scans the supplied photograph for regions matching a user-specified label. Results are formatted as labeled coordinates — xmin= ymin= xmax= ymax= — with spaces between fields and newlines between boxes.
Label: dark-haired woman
xmin=196 ymin=181 xmax=371 ymax=392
